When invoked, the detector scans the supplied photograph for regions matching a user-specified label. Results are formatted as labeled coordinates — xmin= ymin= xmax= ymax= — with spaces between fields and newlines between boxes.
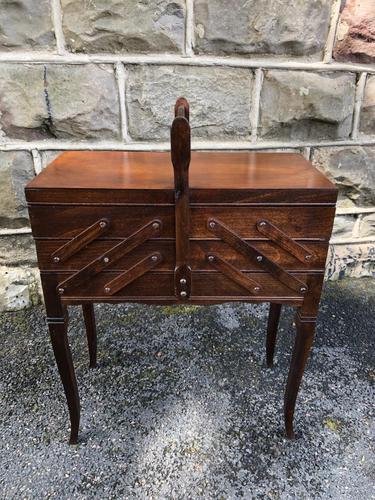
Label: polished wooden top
xmin=26 ymin=151 xmax=335 ymax=191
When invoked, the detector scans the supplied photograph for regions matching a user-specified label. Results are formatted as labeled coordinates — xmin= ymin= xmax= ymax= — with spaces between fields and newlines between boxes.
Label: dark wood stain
xmin=25 ymin=98 xmax=338 ymax=444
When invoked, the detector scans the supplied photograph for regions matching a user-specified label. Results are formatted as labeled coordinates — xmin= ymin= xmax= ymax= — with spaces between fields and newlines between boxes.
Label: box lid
xmin=25 ymin=151 xmax=337 ymax=204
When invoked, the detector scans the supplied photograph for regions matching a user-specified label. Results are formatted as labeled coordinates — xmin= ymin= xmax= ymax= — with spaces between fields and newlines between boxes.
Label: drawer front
xmin=33 ymin=203 xmax=334 ymax=302
xmin=29 ymin=205 xmax=335 ymax=240
xmin=35 ymin=239 xmax=329 ymax=272
xmin=48 ymin=271 xmax=308 ymax=302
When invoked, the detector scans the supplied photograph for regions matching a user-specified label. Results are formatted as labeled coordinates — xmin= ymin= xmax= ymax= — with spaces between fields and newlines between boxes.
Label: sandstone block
xmin=194 ymin=0 xmax=333 ymax=58
xmin=126 ymin=65 xmax=253 ymax=141
xmin=360 ymin=75 xmax=375 ymax=135
xmin=0 ymin=64 xmax=120 ymax=141
xmin=334 ymin=0 xmax=375 ymax=64
xmin=312 ymin=146 xmax=375 ymax=206
xmin=0 ymin=151 xmax=34 ymax=229
xmin=0 ymin=0 xmax=55 ymax=51
xmin=0 ymin=266 xmax=40 ymax=312
xmin=61 ymin=0 xmax=185 ymax=53
xmin=259 ymin=71 xmax=356 ymax=140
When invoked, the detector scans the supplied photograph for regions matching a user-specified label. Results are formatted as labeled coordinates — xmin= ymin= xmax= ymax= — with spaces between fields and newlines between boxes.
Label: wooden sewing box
xmin=25 ymin=98 xmax=337 ymax=443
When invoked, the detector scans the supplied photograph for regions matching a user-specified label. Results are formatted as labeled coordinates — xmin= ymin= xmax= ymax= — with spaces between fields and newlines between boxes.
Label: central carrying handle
xmin=171 ymin=97 xmax=192 ymax=299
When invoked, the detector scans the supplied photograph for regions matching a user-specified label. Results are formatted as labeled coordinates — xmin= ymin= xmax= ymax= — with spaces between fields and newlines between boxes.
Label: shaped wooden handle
xmin=175 ymin=96 xmax=189 ymax=121
xmin=171 ymin=98 xmax=192 ymax=299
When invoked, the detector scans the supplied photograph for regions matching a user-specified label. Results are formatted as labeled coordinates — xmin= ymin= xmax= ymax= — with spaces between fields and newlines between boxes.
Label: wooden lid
xmin=26 ymin=151 xmax=335 ymax=191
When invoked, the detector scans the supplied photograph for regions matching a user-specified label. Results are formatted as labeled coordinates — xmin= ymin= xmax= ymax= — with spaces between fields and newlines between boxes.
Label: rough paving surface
xmin=0 ymin=279 xmax=374 ymax=499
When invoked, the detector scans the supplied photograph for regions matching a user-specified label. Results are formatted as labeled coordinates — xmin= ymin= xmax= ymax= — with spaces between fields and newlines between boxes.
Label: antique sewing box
xmin=25 ymin=98 xmax=337 ymax=443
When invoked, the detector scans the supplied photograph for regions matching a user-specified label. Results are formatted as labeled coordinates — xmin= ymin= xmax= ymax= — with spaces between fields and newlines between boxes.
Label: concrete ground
xmin=0 ymin=278 xmax=374 ymax=499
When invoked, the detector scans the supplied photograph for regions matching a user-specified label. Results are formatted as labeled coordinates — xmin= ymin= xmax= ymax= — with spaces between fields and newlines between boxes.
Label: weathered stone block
xmin=332 ymin=215 xmax=356 ymax=239
xmin=0 ymin=234 xmax=36 ymax=267
xmin=358 ymin=212 xmax=375 ymax=238
xmin=0 ymin=266 xmax=40 ymax=312
xmin=259 ymin=71 xmax=356 ymax=140
xmin=0 ymin=64 xmax=120 ymax=141
xmin=326 ymin=243 xmax=374 ymax=280
xmin=0 ymin=151 xmax=34 ymax=229
xmin=127 ymin=65 xmax=253 ymax=141
xmin=334 ymin=0 xmax=375 ymax=64
xmin=312 ymin=146 xmax=375 ymax=206
xmin=360 ymin=75 xmax=375 ymax=135
xmin=61 ymin=0 xmax=185 ymax=53
xmin=194 ymin=0 xmax=333 ymax=57
xmin=0 ymin=0 xmax=55 ymax=51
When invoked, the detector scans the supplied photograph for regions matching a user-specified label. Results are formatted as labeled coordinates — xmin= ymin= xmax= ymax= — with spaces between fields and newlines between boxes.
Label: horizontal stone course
xmin=0 ymin=64 xmax=120 ymax=141
xmin=126 ymin=65 xmax=253 ymax=141
xmin=259 ymin=71 xmax=357 ymax=140
xmin=61 ymin=0 xmax=185 ymax=54
xmin=0 ymin=0 xmax=55 ymax=51
xmin=194 ymin=0 xmax=333 ymax=58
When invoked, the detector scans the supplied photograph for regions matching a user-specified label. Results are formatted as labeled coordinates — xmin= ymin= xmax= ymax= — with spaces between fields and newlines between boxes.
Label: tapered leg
xmin=82 ymin=304 xmax=97 ymax=368
xmin=266 ymin=303 xmax=282 ymax=367
xmin=284 ymin=314 xmax=316 ymax=439
xmin=48 ymin=319 xmax=80 ymax=444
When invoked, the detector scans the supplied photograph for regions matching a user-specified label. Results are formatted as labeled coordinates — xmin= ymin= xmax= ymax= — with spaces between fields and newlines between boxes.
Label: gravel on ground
xmin=0 ymin=278 xmax=374 ymax=499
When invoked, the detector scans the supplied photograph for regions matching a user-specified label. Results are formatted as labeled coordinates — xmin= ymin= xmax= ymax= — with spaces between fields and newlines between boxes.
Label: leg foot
xmin=284 ymin=314 xmax=316 ymax=439
xmin=266 ymin=303 xmax=282 ymax=368
xmin=82 ymin=303 xmax=97 ymax=368
xmin=48 ymin=319 xmax=80 ymax=444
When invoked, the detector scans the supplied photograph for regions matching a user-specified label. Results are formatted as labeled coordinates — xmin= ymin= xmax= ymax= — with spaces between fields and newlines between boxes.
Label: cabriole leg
xmin=48 ymin=318 xmax=80 ymax=444
xmin=266 ymin=303 xmax=282 ymax=368
xmin=41 ymin=274 xmax=80 ymax=444
xmin=82 ymin=303 xmax=97 ymax=368
xmin=284 ymin=314 xmax=316 ymax=439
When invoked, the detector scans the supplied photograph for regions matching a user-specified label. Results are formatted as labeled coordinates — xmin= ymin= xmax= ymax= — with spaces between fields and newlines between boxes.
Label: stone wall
xmin=0 ymin=0 xmax=374 ymax=311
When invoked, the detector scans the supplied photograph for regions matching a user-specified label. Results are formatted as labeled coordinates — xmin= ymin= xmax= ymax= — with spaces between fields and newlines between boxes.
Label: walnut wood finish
xmin=25 ymin=98 xmax=337 ymax=444
xmin=26 ymin=151 xmax=336 ymax=193
xmin=266 ymin=303 xmax=282 ymax=368
xmin=28 ymin=205 xmax=335 ymax=239
xmin=56 ymin=219 xmax=161 ymax=294
xmin=256 ymin=219 xmax=316 ymax=264
xmin=103 ymin=252 xmax=163 ymax=296
xmin=51 ymin=218 xmax=109 ymax=264
xmin=82 ymin=304 xmax=97 ymax=369
xmin=206 ymin=253 xmax=262 ymax=295
xmin=171 ymin=98 xmax=192 ymax=300
xmin=207 ymin=218 xmax=308 ymax=294
xmin=34 ymin=239 xmax=330 ymax=272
